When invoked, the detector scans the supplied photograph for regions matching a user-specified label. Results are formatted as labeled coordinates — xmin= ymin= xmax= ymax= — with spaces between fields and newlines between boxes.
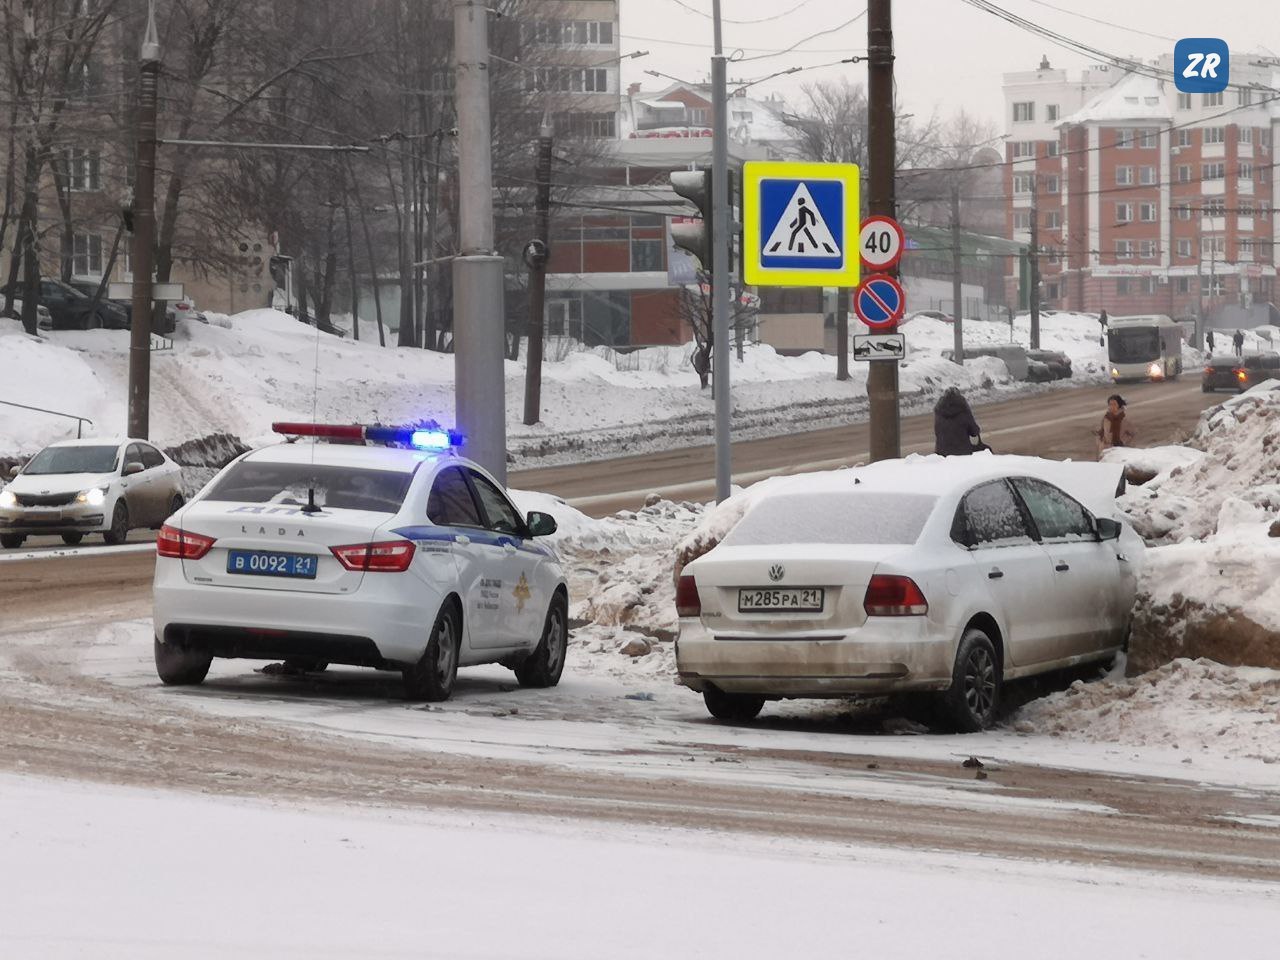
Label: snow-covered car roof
xmin=243 ymin=441 xmax=453 ymax=473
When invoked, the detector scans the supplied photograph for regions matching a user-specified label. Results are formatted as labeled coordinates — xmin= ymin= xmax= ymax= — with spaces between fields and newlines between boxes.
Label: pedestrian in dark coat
xmin=1206 ymin=329 xmax=1215 ymax=355
xmin=934 ymin=387 xmax=984 ymax=456
xmin=1234 ymin=330 xmax=1245 ymax=357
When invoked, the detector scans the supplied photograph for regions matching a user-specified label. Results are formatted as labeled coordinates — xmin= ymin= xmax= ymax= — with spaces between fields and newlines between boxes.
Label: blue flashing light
xmin=409 ymin=428 xmax=465 ymax=452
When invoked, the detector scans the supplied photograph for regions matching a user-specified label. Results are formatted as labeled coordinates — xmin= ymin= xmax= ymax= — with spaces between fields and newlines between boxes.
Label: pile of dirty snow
xmin=1119 ymin=383 xmax=1280 ymax=543
xmin=1011 ymin=658 xmax=1280 ymax=764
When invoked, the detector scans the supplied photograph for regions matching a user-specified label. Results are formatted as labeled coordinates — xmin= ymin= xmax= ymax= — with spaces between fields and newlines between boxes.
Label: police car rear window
xmin=721 ymin=492 xmax=937 ymax=547
xmin=205 ymin=462 xmax=414 ymax=514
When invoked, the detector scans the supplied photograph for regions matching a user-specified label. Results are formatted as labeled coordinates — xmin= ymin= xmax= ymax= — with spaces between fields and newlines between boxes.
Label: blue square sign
xmin=1175 ymin=38 xmax=1229 ymax=94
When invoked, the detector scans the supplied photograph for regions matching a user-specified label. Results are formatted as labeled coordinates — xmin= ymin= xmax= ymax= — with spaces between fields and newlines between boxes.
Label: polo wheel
xmin=0 ymin=533 xmax=25 ymax=549
xmin=103 ymin=502 xmax=129 ymax=545
xmin=154 ymin=637 xmax=212 ymax=686
xmin=703 ymin=687 xmax=765 ymax=722
xmin=938 ymin=629 xmax=1000 ymax=732
xmin=61 ymin=533 xmax=84 ymax=545
xmin=514 ymin=592 xmax=568 ymax=688
xmin=403 ymin=602 xmax=460 ymax=701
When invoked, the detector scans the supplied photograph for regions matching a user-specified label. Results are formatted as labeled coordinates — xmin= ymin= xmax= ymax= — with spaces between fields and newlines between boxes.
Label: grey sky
xmin=620 ymin=0 xmax=1277 ymax=125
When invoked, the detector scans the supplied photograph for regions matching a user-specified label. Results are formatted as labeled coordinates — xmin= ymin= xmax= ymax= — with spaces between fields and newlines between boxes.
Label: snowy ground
xmin=3 ymin=773 xmax=1277 ymax=960
xmin=0 ymin=308 xmax=1114 ymax=464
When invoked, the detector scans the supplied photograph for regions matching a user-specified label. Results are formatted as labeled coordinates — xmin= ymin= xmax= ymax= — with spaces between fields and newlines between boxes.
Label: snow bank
xmin=0 ymin=325 xmax=110 ymax=449
xmin=1012 ymin=658 xmax=1280 ymax=764
xmin=1101 ymin=444 xmax=1205 ymax=483
xmin=1120 ymin=384 xmax=1280 ymax=543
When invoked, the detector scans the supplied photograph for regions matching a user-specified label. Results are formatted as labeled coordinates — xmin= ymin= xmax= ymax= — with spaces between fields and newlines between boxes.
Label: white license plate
xmin=738 ymin=587 xmax=824 ymax=613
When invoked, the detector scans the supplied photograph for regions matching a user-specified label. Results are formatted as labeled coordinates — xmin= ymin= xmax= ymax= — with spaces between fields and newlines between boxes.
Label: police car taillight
xmin=157 ymin=524 xmax=216 ymax=560
xmin=330 ymin=540 xmax=416 ymax=572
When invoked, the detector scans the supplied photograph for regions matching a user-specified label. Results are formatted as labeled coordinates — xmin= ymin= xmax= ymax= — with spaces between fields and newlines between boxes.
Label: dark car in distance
xmin=1203 ymin=352 xmax=1280 ymax=392
xmin=1 ymin=279 xmax=129 ymax=330
xmin=68 ymin=280 xmax=132 ymax=327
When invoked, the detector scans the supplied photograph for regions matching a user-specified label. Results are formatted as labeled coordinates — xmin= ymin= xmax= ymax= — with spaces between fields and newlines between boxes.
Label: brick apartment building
xmin=1003 ymin=55 xmax=1280 ymax=322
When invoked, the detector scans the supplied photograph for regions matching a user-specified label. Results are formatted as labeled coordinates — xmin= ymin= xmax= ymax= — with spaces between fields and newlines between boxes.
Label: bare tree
xmin=678 ymin=274 xmax=758 ymax=390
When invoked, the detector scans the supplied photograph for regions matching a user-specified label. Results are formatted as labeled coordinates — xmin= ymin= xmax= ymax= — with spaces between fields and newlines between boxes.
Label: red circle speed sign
xmin=859 ymin=216 xmax=905 ymax=271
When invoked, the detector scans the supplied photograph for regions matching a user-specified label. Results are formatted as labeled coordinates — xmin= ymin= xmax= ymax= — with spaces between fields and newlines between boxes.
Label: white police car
xmin=152 ymin=423 xmax=568 ymax=701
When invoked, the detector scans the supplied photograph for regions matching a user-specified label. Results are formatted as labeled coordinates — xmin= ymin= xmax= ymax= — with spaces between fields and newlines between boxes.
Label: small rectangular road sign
xmin=108 ymin=281 xmax=185 ymax=301
xmin=853 ymin=332 xmax=905 ymax=362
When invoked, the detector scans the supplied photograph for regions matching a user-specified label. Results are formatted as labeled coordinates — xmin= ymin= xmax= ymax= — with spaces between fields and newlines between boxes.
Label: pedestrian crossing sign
xmin=743 ymin=161 xmax=860 ymax=287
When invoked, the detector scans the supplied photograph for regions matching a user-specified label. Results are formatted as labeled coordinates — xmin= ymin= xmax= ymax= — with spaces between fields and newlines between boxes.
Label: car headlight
xmin=1111 ymin=368 xmax=1119 ymax=378
xmin=76 ymin=487 xmax=107 ymax=506
xmin=1148 ymin=362 xmax=1162 ymax=377
xmin=0 ymin=490 xmax=15 ymax=508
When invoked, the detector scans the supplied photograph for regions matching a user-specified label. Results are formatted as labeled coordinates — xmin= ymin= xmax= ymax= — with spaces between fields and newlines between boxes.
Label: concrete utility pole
xmin=1196 ymin=213 xmax=1205 ymax=349
xmin=522 ymin=119 xmax=553 ymax=426
xmin=711 ymin=0 xmax=731 ymax=502
xmin=950 ymin=182 xmax=964 ymax=365
xmin=866 ymin=0 xmax=900 ymax=461
xmin=126 ymin=1 xmax=160 ymax=440
xmin=452 ymin=0 xmax=506 ymax=483
xmin=1029 ymin=173 xmax=1041 ymax=350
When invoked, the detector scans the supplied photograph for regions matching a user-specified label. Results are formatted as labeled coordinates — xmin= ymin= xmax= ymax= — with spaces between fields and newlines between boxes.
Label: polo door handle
xmin=1055 ymin=562 xmax=1070 ymax=572
xmin=987 ymin=569 xmax=1004 ymax=580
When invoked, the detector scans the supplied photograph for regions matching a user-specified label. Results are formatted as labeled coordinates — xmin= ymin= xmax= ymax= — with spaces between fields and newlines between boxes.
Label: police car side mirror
xmin=1096 ymin=517 xmax=1122 ymax=541
xmin=124 ymin=461 xmax=145 ymax=477
xmin=526 ymin=511 xmax=557 ymax=538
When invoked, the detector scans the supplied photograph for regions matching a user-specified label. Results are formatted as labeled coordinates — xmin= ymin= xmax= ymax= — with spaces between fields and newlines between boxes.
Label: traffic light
xmin=670 ymin=168 xmax=735 ymax=273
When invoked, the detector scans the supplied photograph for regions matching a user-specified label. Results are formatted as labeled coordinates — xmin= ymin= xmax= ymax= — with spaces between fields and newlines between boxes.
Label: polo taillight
xmin=1237 ymin=369 xmax=1248 ymax=382
xmin=330 ymin=540 xmax=415 ymax=572
xmin=675 ymin=574 xmax=702 ymax=617
xmin=863 ymin=575 xmax=929 ymax=617
xmin=156 ymin=524 xmax=216 ymax=560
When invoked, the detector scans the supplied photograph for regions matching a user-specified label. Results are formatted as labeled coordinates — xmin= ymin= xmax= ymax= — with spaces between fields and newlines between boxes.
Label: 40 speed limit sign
xmin=859 ymin=216 xmax=905 ymax=271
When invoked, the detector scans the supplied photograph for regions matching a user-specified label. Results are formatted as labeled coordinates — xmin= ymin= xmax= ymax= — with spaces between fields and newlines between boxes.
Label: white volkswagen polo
xmin=152 ymin=424 xmax=569 ymax=701
xmin=675 ymin=456 xmax=1143 ymax=731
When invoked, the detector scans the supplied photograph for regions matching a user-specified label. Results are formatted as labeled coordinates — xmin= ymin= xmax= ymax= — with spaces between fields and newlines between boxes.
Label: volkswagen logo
xmin=768 ymin=564 xmax=784 ymax=582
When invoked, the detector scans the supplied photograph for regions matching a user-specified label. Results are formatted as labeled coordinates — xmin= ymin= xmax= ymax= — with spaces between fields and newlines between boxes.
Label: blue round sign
xmin=855 ymin=275 xmax=905 ymax=330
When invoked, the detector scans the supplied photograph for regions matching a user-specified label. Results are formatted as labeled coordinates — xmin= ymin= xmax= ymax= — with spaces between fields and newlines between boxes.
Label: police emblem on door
xmin=768 ymin=564 xmax=785 ymax=582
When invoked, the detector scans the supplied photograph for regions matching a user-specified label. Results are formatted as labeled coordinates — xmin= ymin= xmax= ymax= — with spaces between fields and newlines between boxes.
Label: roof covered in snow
xmin=1059 ymin=71 xmax=1171 ymax=125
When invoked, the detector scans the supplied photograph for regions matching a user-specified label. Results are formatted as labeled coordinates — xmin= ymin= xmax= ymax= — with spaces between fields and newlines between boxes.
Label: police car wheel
xmin=153 ymin=637 xmax=212 ymax=686
xmin=515 ymin=592 xmax=568 ymax=689
xmin=403 ymin=602 xmax=460 ymax=702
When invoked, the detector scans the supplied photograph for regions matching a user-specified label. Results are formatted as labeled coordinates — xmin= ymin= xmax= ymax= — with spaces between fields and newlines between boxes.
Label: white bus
xmin=1107 ymin=314 xmax=1184 ymax=382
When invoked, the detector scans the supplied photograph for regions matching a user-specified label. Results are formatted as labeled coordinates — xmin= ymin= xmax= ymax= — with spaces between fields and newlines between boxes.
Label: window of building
xmin=1046 ymin=140 xmax=1060 ymax=157
xmin=1013 ymin=101 xmax=1034 ymax=122
xmin=1117 ymin=278 xmax=1130 ymax=295
xmin=1142 ymin=276 xmax=1158 ymax=294
xmin=1043 ymin=175 xmax=1059 ymax=193
xmin=72 ymin=234 xmax=102 ymax=277
xmin=64 ymin=148 xmax=101 ymax=191
xmin=1177 ymin=129 xmax=1193 ymax=147
xmin=1263 ymin=130 xmax=1273 ymax=148
xmin=1202 ymin=162 xmax=1225 ymax=180
xmin=1116 ymin=166 xmax=1134 ymax=185
xmin=1204 ymin=126 xmax=1226 ymax=144
xmin=554 ymin=111 xmax=616 ymax=138
xmin=1139 ymin=128 xmax=1158 ymax=148
xmin=688 ymin=107 xmax=708 ymax=125
xmin=1201 ymin=275 xmax=1226 ymax=296
xmin=1241 ymin=238 xmax=1254 ymax=257
xmin=1240 ymin=127 xmax=1254 ymax=144
xmin=1013 ymin=211 xmax=1031 ymax=230
xmin=1176 ymin=276 xmax=1191 ymax=293
xmin=1044 ymin=211 xmax=1061 ymax=229
xmin=1115 ymin=202 xmax=1133 ymax=223
xmin=1012 ymin=173 xmax=1035 ymax=193
xmin=1239 ymin=88 xmax=1254 ymax=106
xmin=1177 ymin=238 xmax=1192 ymax=257
xmin=1045 ymin=104 xmax=1059 ymax=121
xmin=1140 ymin=239 xmax=1157 ymax=259
xmin=1201 ymin=236 xmax=1226 ymax=258
xmin=1116 ymin=240 xmax=1134 ymax=259
xmin=1175 ymin=204 xmax=1192 ymax=220
xmin=1177 ymin=164 xmax=1192 ymax=182
xmin=1203 ymin=197 xmax=1226 ymax=216
xmin=1115 ymin=128 xmax=1133 ymax=148
xmin=1177 ymin=92 xmax=1192 ymax=110
xmin=1140 ymin=166 xmax=1157 ymax=185
xmin=527 ymin=20 xmax=614 ymax=46
xmin=1139 ymin=202 xmax=1157 ymax=222
xmin=1011 ymin=141 xmax=1036 ymax=159
xmin=630 ymin=238 xmax=663 ymax=272
xmin=731 ymin=110 xmax=753 ymax=123
xmin=546 ymin=297 xmax=583 ymax=338
xmin=1239 ymin=162 xmax=1254 ymax=180
xmin=1203 ymin=92 xmax=1224 ymax=108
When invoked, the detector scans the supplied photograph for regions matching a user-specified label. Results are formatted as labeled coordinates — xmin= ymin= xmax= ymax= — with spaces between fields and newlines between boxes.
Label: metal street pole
xmin=452 ymin=0 xmax=506 ymax=483
xmin=127 ymin=3 xmax=160 ymax=440
xmin=711 ymin=0 xmax=731 ymax=502
xmin=522 ymin=119 xmax=553 ymax=426
xmin=866 ymin=0 xmax=899 ymax=461
xmin=951 ymin=182 xmax=964 ymax=364
xmin=836 ymin=287 xmax=849 ymax=380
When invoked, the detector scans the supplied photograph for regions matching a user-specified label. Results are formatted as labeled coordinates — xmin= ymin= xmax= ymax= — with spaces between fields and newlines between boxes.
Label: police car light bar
xmin=271 ymin=422 xmax=465 ymax=451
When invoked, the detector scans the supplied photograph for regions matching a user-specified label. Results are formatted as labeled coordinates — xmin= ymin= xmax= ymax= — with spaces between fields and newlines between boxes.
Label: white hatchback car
xmin=0 ymin=438 xmax=185 ymax=548
xmin=152 ymin=425 xmax=569 ymax=701
xmin=675 ymin=457 xmax=1142 ymax=731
